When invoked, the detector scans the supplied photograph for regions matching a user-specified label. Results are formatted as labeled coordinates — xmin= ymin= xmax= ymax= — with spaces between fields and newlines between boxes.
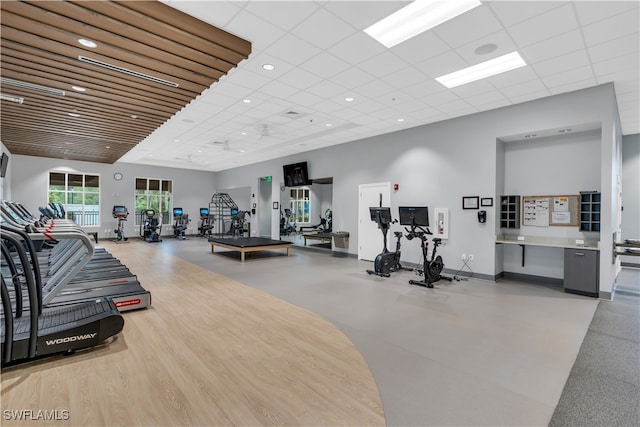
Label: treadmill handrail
xmin=1 ymin=230 xmax=40 ymax=358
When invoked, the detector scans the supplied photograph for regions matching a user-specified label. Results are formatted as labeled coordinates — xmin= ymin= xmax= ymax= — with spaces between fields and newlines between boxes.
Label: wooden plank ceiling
xmin=0 ymin=0 xmax=251 ymax=163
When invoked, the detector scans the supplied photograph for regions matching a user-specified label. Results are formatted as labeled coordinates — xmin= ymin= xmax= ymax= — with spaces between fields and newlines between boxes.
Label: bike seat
xmin=394 ymin=231 xmax=403 ymax=237
xmin=433 ymin=237 xmax=442 ymax=244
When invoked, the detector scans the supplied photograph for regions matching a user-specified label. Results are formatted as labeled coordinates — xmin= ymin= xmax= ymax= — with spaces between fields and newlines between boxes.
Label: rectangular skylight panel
xmin=435 ymin=51 xmax=527 ymax=88
xmin=364 ymin=0 xmax=482 ymax=48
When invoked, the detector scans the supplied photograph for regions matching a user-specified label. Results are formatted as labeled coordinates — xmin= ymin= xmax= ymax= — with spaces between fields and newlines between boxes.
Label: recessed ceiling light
xmin=71 ymin=86 xmax=87 ymax=92
xmin=243 ymin=99 xmax=251 ymax=103
xmin=0 ymin=93 xmax=24 ymax=104
xmin=68 ymin=112 xmax=80 ymax=117
xmin=262 ymin=64 xmax=275 ymax=71
xmin=435 ymin=51 xmax=527 ymax=88
xmin=241 ymin=132 xmax=247 ymax=136
xmin=130 ymin=115 xmax=138 ymax=119
xmin=105 ymin=145 xmax=111 ymax=149
xmin=325 ymin=123 xmax=332 ymax=127
xmin=397 ymin=118 xmax=405 ymax=122
xmin=239 ymin=149 xmax=246 ymax=153
xmin=558 ymin=128 xmax=572 ymax=133
xmin=78 ymin=38 xmax=97 ymax=48
xmin=345 ymin=97 xmax=355 ymax=102
xmin=174 ymin=139 xmax=180 ymax=143
xmin=364 ymin=0 xmax=481 ymax=48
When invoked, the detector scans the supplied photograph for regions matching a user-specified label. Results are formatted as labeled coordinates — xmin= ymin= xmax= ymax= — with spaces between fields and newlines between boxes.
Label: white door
xmin=358 ymin=182 xmax=391 ymax=261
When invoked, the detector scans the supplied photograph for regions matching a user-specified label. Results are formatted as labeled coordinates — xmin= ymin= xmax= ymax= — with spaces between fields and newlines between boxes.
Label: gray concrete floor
xmin=154 ymin=237 xmax=615 ymax=426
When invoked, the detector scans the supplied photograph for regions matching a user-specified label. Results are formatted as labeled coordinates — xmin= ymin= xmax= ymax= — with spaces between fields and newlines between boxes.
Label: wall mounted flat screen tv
xmin=0 ymin=153 xmax=8 ymax=178
xmin=399 ymin=206 xmax=429 ymax=227
xmin=283 ymin=161 xmax=311 ymax=187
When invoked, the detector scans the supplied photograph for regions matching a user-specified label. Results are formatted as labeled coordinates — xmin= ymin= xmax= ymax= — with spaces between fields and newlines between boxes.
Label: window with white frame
xmin=135 ymin=178 xmax=172 ymax=225
xmin=48 ymin=172 xmax=100 ymax=226
xmin=289 ymin=187 xmax=310 ymax=223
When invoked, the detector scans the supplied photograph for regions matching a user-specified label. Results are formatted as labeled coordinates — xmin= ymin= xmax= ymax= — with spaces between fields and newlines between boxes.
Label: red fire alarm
xmin=394 ymin=184 xmax=399 ymax=191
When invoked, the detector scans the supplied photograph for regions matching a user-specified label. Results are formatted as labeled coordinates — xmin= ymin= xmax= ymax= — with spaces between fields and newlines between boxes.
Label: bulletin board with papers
xmin=521 ymin=195 xmax=579 ymax=227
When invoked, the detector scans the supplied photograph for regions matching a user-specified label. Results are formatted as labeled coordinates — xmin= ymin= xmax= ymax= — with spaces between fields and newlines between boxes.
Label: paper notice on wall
xmin=523 ymin=198 xmax=549 ymax=227
xmin=554 ymin=197 xmax=569 ymax=212
xmin=552 ymin=211 xmax=571 ymax=224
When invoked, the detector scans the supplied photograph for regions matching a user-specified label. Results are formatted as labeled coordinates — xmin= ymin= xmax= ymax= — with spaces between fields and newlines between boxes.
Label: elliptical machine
xmin=172 ymin=207 xmax=189 ymax=239
xmin=366 ymin=206 xmax=411 ymax=278
xmin=198 ymin=208 xmax=214 ymax=237
xmin=399 ymin=206 xmax=452 ymax=288
xmin=112 ymin=205 xmax=129 ymax=242
xmin=140 ymin=209 xmax=162 ymax=242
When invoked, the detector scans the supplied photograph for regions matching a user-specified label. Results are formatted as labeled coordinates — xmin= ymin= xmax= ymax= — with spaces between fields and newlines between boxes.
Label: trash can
xmin=332 ymin=231 xmax=349 ymax=249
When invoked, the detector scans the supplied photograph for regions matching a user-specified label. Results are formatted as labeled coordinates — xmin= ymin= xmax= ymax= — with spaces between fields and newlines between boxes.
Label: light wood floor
xmin=1 ymin=241 xmax=385 ymax=426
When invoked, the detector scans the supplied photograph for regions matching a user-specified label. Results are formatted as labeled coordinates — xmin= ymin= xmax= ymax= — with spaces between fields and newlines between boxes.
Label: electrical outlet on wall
xmin=468 ymin=254 xmax=474 ymax=261
xmin=461 ymin=253 xmax=467 ymax=261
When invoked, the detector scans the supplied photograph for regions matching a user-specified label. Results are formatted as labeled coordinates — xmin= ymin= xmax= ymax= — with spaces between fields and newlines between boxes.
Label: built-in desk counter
xmin=496 ymin=234 xmax=601 ymax=297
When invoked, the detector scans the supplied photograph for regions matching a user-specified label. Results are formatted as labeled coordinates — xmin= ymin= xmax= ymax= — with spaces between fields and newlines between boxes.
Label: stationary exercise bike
xmin=399 ymin=206 xmax=452 ymax=288
xmin=198 ymin=208 xmax=214 ymax=237
xmin=366 ymin=206 xmax=411 ymax=278
xmin=112 ymin=205 xmax=129 ymax=242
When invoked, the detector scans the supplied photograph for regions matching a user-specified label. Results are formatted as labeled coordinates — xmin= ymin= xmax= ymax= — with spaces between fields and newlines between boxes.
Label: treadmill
xmin=1 ymin=203 xmax=151 ymax=312
xmin=1 ymin=228 xmax=124 ymax=366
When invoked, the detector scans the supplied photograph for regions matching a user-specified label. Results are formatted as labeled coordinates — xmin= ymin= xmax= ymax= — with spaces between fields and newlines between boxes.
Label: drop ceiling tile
xmin=224 ymin=10 xmax=286 ymax=50
xmin=487 ymin=1 xmax=566 ymax=28
xmin=508 ymin=89 xmax=554 ymax=105
xmin=532 ymin=50 xmax=591 ymax=77
xmin=333 ymin=106 xmax=368 ymax=121
xmin=243 ymin=1 xmax=319 ymax=31
xmin=520 ymin=30 xmax=585 ymax=64
xmin=436 ymin=99 xmax=476 ymax=114
xmin=582 ymin=11 xmax=640 ymax=47
xmin=390 ymin=30 xmax=452 ymax=64
xmin=329 ymin=67 xmax=378 ymax=91
xmin=488 ymin=67 xmax=539 ymax=89
xmin=240 ymin=52 xmax=296 ymax=79
xmin=465 ymin=90 xmax=510 ymax=108
xmin=353 ymin=78 xmax=396 ymax=99
xmin=328 ymin=31 xmax=388 ymax=66
xmin=414 ymin=50 xmax=468 ymax=78
xmin=285 ymin=90 xmax=325 ymax=108
xmin=575 ymin=1 xmax=639 ymax=26
xmin=613 ymin=77 xmax=640 ymax=96
xmin=223 ymin=67 xmax=273 ymax=91
xmin=507 ymin=4 xmax=578 ymax=48
xmin=433 ymin=5 xmax=503 ymax=48
xmin=592 ymin=53 xmax=640 ymax=77
xmin=256 ymin=80 xmax=300 ymax=99
xmin=311 ymin=98 xmax=347 ymax=115
xmin=279 ymin=67 xmax=325 ymax=91
xmin=323 ymin=1 xmax=407 ymax=31
xmin=423 ymin=90 xmax=460 ymax=107
xmin=588 ymin=33 xmax=640 ymax=64
xmin=261 ymin=34 xmax=323 ymax=66
xmin=381 ymin=67 xmax=429 ymax=90
xmin=401 ymin=80 xmax=449 ymax=98
xmin=161 ymin=0 xmax=242 ymax=27
xmin=548 ymin=78 xmax=601 ymax=96
xmin=299 ymin=52 xmax=352 ymax=79
xmin=289 ymin=8 xmax=357 ymax=50
xmin=357 ymin=51 xmax=411 ymax=78
xmin=542 ymin=66 xmax=596 ymax=89
xmin=474 ymin=99 xmax=513 ymax=112
xmin=306 ymin=80 xmax=349 ymax=99
xmin=501 ymin=80 xmax=549 ymax=98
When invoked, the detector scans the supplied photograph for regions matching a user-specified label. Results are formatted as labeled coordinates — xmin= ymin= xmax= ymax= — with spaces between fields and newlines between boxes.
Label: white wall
xmin=621 ymin=134 xmax=640 ymax=266
xmin=501 ymin=130 xmax=602 ymax=278
xmin=215 ymin=84 xmax=619 ymax=292
xmin=9 ymin=155 xmax=216 ymax=239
